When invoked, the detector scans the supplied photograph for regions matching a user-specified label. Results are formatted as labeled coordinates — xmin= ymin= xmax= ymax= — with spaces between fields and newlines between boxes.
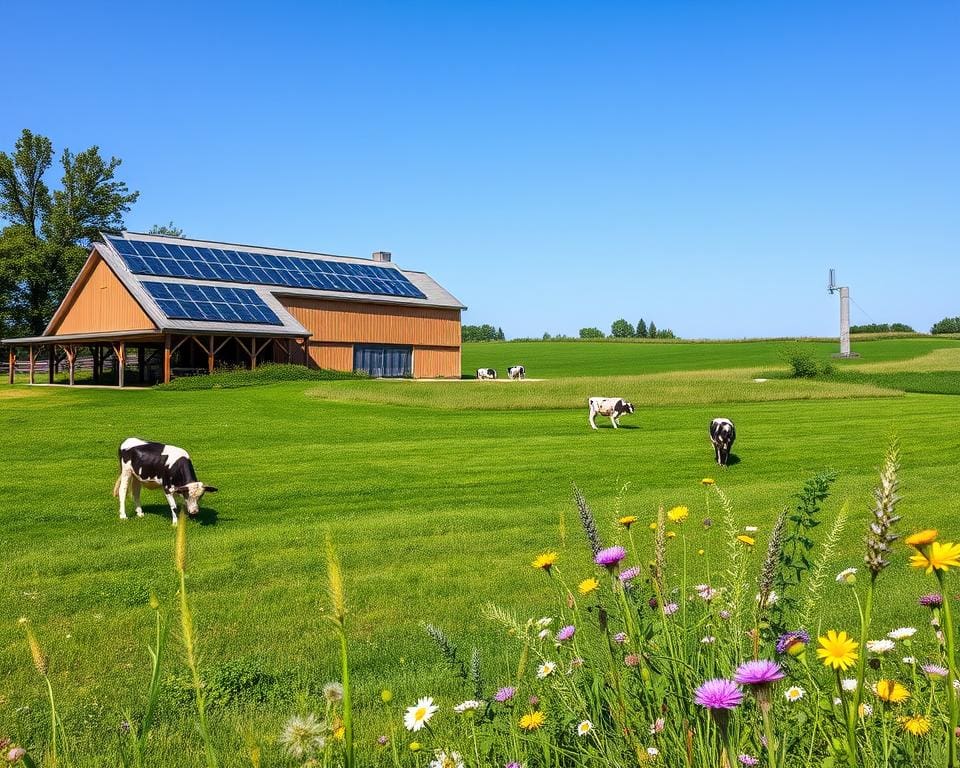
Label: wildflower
xmin=409 ymin=742 xmax=422 ymax=752
xmin=649 ymin=522 xmax=658 ymax=530
xmin=910 ymin=541 xmax=960 ymax=574
xmin=624 ymin=653 xmax=640 ymax=667
xmin=537 ymin=629 xmax=551 ymax=640
xmin=905 ymin=530 xmax=939 ymax=548
xmin=556 ymin=625 xmax=575 ymax=642
xmin=536 ymin=661 xmax=557 ymax=679
xmin=735 ymin=660 xmax=785 ymax=688
xmin=922 ymin=663 xmax=948 ymax=678
xmin=528 ymin=695 xmax=539 ymax=707
xmin=755 ymin=591 xmax=778 ymax=607
xmin=650 ymin=717 xmax=665 ymax=734
xmin=695 ymin=584 xmax=718 ymax=601
xmin=719 ymin=610 xmax=732 ymax=620
xmin=888 ymin=627 xmax=917 ymax=640
xmin=744 ymin=525 xmax=759 ymax=533
xmin=647 ymin=747 xmax=660 ymax=757
xmin=841 ymin=679 xmax=858 ymax=692
xmin=7 ymin=748 xmax=27 ymax=763
xmin=595 ymin=545 xmax=627 ymax=569
xmin=494 ymin=686 xmax=516 ymax=703
xmin=453 ymin=700 xmax=483 ymax=713
xmin=578 ymin=577 xmax=600 ymax=595
xmin=377 ymin=736 xmax=389 ymax=746
xmin=576 ymin=720 xmax=593 ymax=737
xmin=776 ymin=629 xmax=810 ymax=656
xmin=701 ymin=636 xmax=716 ymax=644
xmin=784 ymin=686 xmax=805 ymax=702
xmin=919 ymin=593 xmax=943 ymax=608
xmin=333 ymin=724 xmax=345 ymax=740
xmin=901 ymin=714 xmax=932 ymax=736
xmin=518 ymin=711 xmax=546 ymax=731
xmin=694 ymin=678 xmax=744 ymax=710
xmin=531 ymin=552 xmax=558 ymax=573
xmin=698 ymin=548 xmax=706 ymax=555
xmin=322 ymin=682 xmax=344 ymax=704
xmin=381 ymin=689 xmax=393 ymax=703
xmin=817 ymin=630 xmax=859 ymax=671
xmin=738 ymin=756 xmax=759 ymax=766
xmin=866 ymin=639 xmax=895 ymax=654
xmin=505 ymin=763 xmax=521 ymax=768
xmin=619 ymin=515 xmax=638 ymax=528
xmin=666 ymin=531 xmax=677 ymax=539
xmin=875 ymin=679 xmax=910 ymax=703
xmin=737 ymin=535 xmax=756 ymax=547
xmin=667 ymin=506 xmax=689 ymax=523
xmin=701 ymin=478 xmax=715 ymax=485
xmin=859 ymin=703 xmax=873 ymax=717
xmin=836 ymin=567 xmax=857 ymax=585
xmin=663 ymin=602 xmax=679 ymax=616
xmin=613 ymin=632 xmax=628 ymax=644
xmin=404 ymin=697 xmax=439 ymax=731
xmin=535 ymin=617 xmax=553 ymax=628
xmin=619 ymin=566 xmax=641 ymax=584
xmin=279 ymin=714 xmax=326 ymax=758
xmin=429 ymin=750 xmax=465 ymax=768
xmin=903 ymin=656 xmax=917 ymax=665
xmin=569 ymin=657 xmax=584 ymax=671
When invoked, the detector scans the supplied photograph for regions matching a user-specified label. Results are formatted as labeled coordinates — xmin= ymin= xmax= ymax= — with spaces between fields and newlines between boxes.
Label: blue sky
xmin=3 ymin=1 xmax=957 ymax=338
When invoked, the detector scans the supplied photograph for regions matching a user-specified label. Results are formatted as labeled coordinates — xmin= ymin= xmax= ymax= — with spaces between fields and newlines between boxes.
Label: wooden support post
xmin=300 ymin=338 xmax=311 ymax=368
xmin=247 ymin=337 xmax=257 ymax=370
xmin=66 ymin=346 xmax=76 ymax=386
xmin=209 ymin=335 xmax=215 ymax=374
xmin=48 ymin=346 xmax=54 ymax=383
xmin=7 ymin=346 xmax=14 ymax=385
xmin=117 ymin=342 xmax=126 ymax=388
xmin=29 ymin=345 xmax=35 ymax=385
xmin=163 ymin=335 xmax=172 ymax=384
xmin=93 ymin=345 xmax=100 ymax=383
xmin=137 ymin=346 xmax=145 ymax=383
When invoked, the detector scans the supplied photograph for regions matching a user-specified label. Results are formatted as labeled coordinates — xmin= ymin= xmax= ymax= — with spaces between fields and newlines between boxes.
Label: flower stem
xmin=937 ymin=570 xmax=958 ymax=768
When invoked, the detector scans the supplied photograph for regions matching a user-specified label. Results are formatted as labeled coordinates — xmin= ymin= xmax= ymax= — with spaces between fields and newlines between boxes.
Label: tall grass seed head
xmin=26 ymin=627 xmax=48 ymax=676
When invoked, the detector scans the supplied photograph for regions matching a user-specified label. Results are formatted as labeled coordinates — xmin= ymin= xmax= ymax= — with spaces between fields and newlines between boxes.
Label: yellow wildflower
xmin=531 ymin=552 xmax=559 ymax=572
xmin=875 ymin=679 xmax=910 ymax=704
xmin=578 ymin=577 xmax=600 ymax=595
xmin=904 ymin=529 xmax=938 ymax=548
xmin=519 ymin=710 xmax=546 ymax=731
xmin=816 ymin=630 xmax=859 ymax=671
xmin=667 ymin=506 xmax=689 ymax=523
xmin=900 ymin=714 xmax=931 ymax=736
xmin=910 ymin=541 xmax=960 ymax=574
xmin=618 ymin=515 xmax=638 ymax=528
xmin=737 ymin=535 xmax=756 ymax=547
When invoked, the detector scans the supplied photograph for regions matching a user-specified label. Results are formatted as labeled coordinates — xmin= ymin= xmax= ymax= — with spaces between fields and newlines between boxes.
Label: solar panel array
xmin=143 ymin=281 xmax=283 ymax=326
xmin=108 ymin=237 xmax=426 ymax=299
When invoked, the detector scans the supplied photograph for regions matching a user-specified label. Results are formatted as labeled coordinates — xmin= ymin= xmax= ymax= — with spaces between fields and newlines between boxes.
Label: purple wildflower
xmin=734 ymin=660 xmax=785 ymax=687
xmin=613 ymin=632 xmax=628 ymax=644
xmin=920 ymin=593 xmax=944 ymax=608
xmin=648 ymin=597 xmax=659 ymax=609
xmin=557 ymin=625 xmax=575 ymax=642
xmin=625 ymin=653 xmax=640 ymax=667
xmin=528 ymin=695 xmax=539 ymax=707
xmin=663 ymin=602 xmax=679 ymax=616
xmin=619 ymin=566 xmax=641 ymax=583
xmin=738 ymin=755 xmax=759 ymax=766
xmin=719 ymin=609 xmax=731 ymax=620
xmin=595 ymin=545 xmax=627 ymax=569
xmin=494 ymin=686 xmax=516 ymax=703
xmin=506 ymin=763 xmax=521 ymax=768
xmin=775 ymin=629 xmax=811 ymax=655
xmin=694 ymin=678 xmax=743 ymax=710
xmin=922 ymin=663 xmax=949 ymax=677
xmin=377 ymin=736 xmax=389 ymax=746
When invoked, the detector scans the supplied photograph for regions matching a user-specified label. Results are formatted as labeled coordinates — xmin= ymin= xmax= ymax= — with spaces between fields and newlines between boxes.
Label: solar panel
xmin=108 ymin=236 xmax=426 ymax=299
xmin=142 ymin=281 xmax=283 ymax=326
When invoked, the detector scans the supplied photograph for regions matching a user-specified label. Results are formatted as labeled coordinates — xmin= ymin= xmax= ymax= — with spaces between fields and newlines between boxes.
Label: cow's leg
xmin=589 ymin=408 xmax=598 ymax=430
xmin=132 ymin=478 xmax=144 ymax=517
xmin=164 ymin=490 xmax=180 ymax=526
xmin=610 ymin=414 xmax=618 ymax=428
xmin=117 ymin=472 xmax=130 ymax=519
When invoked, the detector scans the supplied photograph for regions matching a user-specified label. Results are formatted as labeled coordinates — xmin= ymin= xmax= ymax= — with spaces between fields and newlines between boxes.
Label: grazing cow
xmin=113 ymin=438 xmax=217 ymax=525
xmin=588 ymin=397 xmax=635 ymax=429
xmin=709 ymin=418 xmax=737 ymax=466
xmin=477 ymin=368 xmax=497 ymax=380
xmin=507 ymin=365 xmax=525 ymax=380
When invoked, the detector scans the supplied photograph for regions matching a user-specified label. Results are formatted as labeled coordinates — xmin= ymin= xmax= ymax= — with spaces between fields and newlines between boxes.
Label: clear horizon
xmin=4 ymin=1 xmax=957 ymax=339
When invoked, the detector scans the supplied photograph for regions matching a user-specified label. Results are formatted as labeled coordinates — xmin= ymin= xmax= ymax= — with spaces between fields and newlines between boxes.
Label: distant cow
xmin=709 ymin=418 xmax=736 ymax=466
xmin=477 ymin=368 xmax=497 ymax=380
xmin=507 ymin=365 xmax=525 ymax=380
xmin=588 ymin=397 xmax=635 ymax=429
xmin=114 ymin=438 xmax=217 ymax=525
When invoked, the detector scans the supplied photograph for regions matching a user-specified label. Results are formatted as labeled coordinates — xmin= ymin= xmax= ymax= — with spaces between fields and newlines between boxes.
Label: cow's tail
xmin=113 ymin=476 xmax=122 ymax=497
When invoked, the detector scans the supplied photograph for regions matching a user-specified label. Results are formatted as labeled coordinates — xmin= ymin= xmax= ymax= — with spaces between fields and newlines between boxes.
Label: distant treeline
xmin=931 ymin=317 xmax=960 ymax=335
xmin=577 ymin=318 xmax=676 ymax=340
xmin=849 ymin=323 xmax=915 ymax=333
xmin=462 ymin=324 xmax=506 ymax=342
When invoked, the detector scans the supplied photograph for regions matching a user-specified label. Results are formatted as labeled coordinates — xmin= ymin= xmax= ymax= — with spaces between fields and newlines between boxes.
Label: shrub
xmin=779 ymin=343 xmax=831 ymax=378
xmin=931 ymin=316 xmax=960 ymax=335
xmin=578 ymin=327 xmax=605 ymax=339
xmin=850 ymin=323 xmax=916 ymax=334
xmin=158 ymin=363 xmax=366 ymax=390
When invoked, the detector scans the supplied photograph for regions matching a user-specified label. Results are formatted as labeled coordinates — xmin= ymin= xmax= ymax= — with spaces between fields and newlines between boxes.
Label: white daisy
xmin=404 ymin=697 xmax=439 ymax=732
xmin=647 ymin=747 xmax=660 ymax=757
xmin=538 ymin=629 xmax=551 ymax=640
xmin=836 ymin=567 xmax=857 ymax=585
xmin=903 ymin=656 xmax=917 ymax=665
xmin=453 ymin=700 xmax=482 ymax=713
xmin=429 ymin=750 xmax=465 ymax=768
xmin=537 ymin=661 xmax=557 ymax=679
xmin=576 ymin=720 xmax=593 ymax=737
xmin=866 ymin=639 xmax=895 ymax=654
xmin=888 ymin=627 xmax=917 ymax=640
xmin=744 ymin=526 xmax=759 ymax=533
xmin=784 ymin=686 xmax=805 ymax=702
xmin=841 ymin=678 xmax=858 ymax=692
xmin=701 ymin=636 xmax=716 ymax=644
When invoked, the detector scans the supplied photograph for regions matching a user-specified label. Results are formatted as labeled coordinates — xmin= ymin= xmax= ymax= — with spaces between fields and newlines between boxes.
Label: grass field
xmin=2 ymin=337 xmax=960 ymax=765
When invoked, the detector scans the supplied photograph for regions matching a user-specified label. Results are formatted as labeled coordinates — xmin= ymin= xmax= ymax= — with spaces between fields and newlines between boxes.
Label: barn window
xmin=353 ymin=345 xmax=412 ymax=378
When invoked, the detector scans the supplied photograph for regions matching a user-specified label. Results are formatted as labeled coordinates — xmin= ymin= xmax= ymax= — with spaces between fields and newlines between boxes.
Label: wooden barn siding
xmin=279 ymin=297 xmax=461 ymax=347
xmin=51 ymin=256 xmax=156 ymax=335
xmin=413 ymin=346 xmax=461 ymax=378
xmin=306 ymin=343 xmax=354 ymax=371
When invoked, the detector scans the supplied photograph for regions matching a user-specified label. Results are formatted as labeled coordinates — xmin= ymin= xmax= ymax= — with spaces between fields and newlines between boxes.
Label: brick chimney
xmin=372 ymin=251 xmax=392 ymax=263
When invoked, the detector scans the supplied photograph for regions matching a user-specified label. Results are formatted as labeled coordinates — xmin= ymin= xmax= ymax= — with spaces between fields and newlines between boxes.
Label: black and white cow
xmin=588 ymin=397 xmax=635 ymax=429
xmin=477 ymin=368 xmax=497 ymax=380
xmin=113 ymin=438 xmax=217 ymax=525
xmin=709 ymin=418 xmax=736 ymax=466
xmin=507 ymin=365 xmax=525 ymax=380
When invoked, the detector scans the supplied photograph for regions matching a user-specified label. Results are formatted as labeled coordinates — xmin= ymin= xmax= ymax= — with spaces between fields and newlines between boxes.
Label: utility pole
xmin=828 ymin=269 xmax=855 ymax=358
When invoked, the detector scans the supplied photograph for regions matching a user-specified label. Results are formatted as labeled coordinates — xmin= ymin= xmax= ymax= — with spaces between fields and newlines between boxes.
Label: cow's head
xmin=175 ymin=482 xmax=218 ymax=516
xmin=621 ymin=401 xmax=635 ymax=414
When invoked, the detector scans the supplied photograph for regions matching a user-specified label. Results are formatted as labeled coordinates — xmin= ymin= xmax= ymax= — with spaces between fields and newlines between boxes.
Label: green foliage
xmin=158 ymin=363 xmax=366 ymax=390
xmin=0 ymin=129 xmax=138 ymax=336
xmin=148 ymin=222 xmax=184 ymax=237
xmin=780 ymin=342 xmax=832 ymax=378
xmin=635 ymin=318 xmax=647 ymax=338
xmin=647 ymin=321 xmax=657 ymax=338
xmin=769 ymin=471 xmax=837 ymax=635
xmin=578 ymin=326 xmax=604 ymax=338
xmin=931 ymin=316 xmax=960 ymax=334
xmin=462 ymin=324 xmax=502 ymax=342
xmin=610 ymin=318 xmax=634 ymax=338
xmin=850 ymin=322 xmax=915 ymax=333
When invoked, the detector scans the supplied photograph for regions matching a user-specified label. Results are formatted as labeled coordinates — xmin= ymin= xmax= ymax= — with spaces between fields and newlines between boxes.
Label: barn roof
xmin=3 ymin=232 xmax=465 ymax=343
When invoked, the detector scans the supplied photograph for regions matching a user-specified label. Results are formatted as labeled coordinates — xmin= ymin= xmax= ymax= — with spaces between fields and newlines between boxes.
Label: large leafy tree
xmin=0 ymin=129 xmax=139 ymax=337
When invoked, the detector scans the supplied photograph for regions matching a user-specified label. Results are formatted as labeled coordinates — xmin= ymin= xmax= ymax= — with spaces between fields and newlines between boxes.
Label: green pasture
xmin=2 ymin=337 xmax=960 ymax=765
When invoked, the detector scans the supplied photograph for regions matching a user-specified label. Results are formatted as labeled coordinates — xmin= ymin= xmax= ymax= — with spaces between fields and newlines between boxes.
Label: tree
xmin=931 ymin=317 xmax=960 ymax=335
xmin=636 ymin=318 xmax=648 ymax=338
xmin=611 ymin=318 xmax=634 ymax=338
xmin=648 ymin=321 xmax=657 ymax=338
xmin=497 ymin=327 xmax=505 ymax=341
xmin=149 ymin=222 xmax=184 ymax=237
xmin=656 ymin=328 xmax=676 ymax=339
xmin=461 ymin=324 xmax=499 ymax=342
xmin=579 ymin=327 xmax=604 ymax=339
xmin=0 ymin=129 xmax=139 ymax=336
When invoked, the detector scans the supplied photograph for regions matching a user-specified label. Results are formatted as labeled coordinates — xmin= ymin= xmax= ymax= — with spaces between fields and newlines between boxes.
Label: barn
xmin=2 ymin=232 xmax=465 ymax=385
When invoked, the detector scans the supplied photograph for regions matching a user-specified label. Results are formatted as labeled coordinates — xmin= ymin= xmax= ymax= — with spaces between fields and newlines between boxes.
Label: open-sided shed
xmin=2 ymin=232 xmax=465 ymax=385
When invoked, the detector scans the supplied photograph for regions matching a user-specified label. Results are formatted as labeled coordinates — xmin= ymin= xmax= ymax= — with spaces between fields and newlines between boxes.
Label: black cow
xmin=113 ymin=438 xmax=217 ymax=525
xmin=709 ymin=418 xmax=736 ymax=466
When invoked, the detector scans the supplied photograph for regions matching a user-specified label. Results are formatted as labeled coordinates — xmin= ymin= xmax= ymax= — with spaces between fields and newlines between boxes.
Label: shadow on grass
xmin=134 ymin=504 xmax=220 ymax=526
